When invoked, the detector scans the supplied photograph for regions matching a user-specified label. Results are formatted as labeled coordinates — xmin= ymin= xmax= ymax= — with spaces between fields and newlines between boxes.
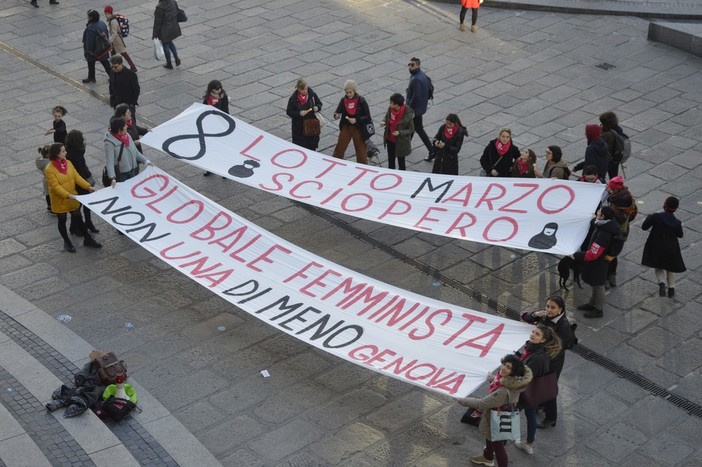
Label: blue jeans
xmin=162 ymin=41 xmax=178 ymax=65
xmin=525 ymin=406 xmax=537 ymax=443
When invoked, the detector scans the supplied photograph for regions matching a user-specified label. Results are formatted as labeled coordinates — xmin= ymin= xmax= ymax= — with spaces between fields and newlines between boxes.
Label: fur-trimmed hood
xmin=499 ymin=365 xmax=533 ymax=393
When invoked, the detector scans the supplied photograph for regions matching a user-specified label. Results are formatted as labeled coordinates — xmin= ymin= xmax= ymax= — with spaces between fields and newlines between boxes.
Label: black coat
xmin=574 ymin=218 xmax=619 ymax=286
xmin=522 ymin=312 xmax=575 ymax=376
xmin=334 ymin=94 xmax=372 ymax=137
xmin=66 ymin=144 xmax=93 ymax=193
xmin=286 ymin=88 xmax=322 ymax=150
xmin=203 ymin=93 xmax=230 ymax=114
xmin=517 ymin=342 xmax=550 ymax=378
xmin=574 ymin=140 xmax=609 ymax=180
xmin=431 ymin=125 xmax=465 ymax=175
xmin=480 ymin=139 xmax=520 ymax=177
xmin=641 ymin=212 xmax=685 ymax=272
xmin=153 ymin=0 xmax=182 ymax=42
xmin=110 ymin=68 xmax=140 ymax=107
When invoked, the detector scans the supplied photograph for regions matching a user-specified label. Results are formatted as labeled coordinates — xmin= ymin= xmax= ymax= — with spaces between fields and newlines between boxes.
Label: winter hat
xmin=104 ymin=5 xmax=113 ymax=14
xmin=607 ymin=176 xmax=624 ymax=190
xmin=585 ymin=124 xmax=601 ymax=142
xmin=664 ymin=196 xmax=679 ymax=213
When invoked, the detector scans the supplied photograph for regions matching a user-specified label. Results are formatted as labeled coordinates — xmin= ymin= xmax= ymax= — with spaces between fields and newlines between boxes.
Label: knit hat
xmin=607 ymin=175 xmax=624 ymax=190
xmin=104 ymin=5 xmax=113 ymax=14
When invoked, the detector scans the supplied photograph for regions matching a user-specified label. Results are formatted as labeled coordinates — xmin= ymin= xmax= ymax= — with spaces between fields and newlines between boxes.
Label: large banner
xmin=141 ymin=104 xmax=605 ymax=255
xmin=77 ymin=167 xmax=531 ymax=397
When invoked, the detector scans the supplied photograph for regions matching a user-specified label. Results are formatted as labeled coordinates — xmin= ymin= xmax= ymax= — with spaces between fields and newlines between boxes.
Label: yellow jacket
xmin=45 ymin=161 xmax=91 ymax=214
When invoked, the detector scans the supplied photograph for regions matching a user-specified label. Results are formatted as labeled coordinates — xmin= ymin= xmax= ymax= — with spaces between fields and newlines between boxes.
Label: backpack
xmin=111 ymin=14 xmax=130 ymax=38
xmin=425 ymin=74 xmax=434 ymax=102
xmin=610 ymin=130 xmax=631 ymax=164
xmin=605 ymin=230 xmax=625 ymax=261
xmin=94 ymin=352 xmax=128 ymax=385
xmin=93 ymin=31 xmax=111 ymax=57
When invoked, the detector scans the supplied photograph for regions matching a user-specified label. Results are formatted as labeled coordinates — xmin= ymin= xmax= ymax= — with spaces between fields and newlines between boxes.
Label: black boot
xmin=69 ymin=225 xmax=83 ymax=237
xmin=658 ymin=282 xmax=666 ymax=297
xmin=64 ymin=241 xmax=76 ymax=253
xmin=31 ymin=0 xmax=39 ymax=7
xmin=85 ymin=222 xmax=100 ymax=233
xmin=584 ymin=308 xmax=603 ymax=319
xmin=667 ymin=287 xmax=675 ymax=298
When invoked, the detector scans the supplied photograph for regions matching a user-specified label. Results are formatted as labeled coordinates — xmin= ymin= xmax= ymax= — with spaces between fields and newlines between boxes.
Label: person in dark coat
xmin=574 ymin=124 xmax=609 ymax=182
xmin=109 ymin=55 xmax=140 ymax=125
xmin=203 ymin=79 xmax=230 ymax=114
xmin=286 ymin=79 xmax=322 ymax=152
xmin=381 ymin=93 xmax=414 ymax=171
xmin=641 ymin=196 xmax=686 ymax=298
xmin=574 ymin=206 xmax=620 ymax=318
xmin=514 ymin=324 xmax=561 ymax=455
xmin=82 ymin=10 xmax=112 ymax=83
xmin=520 ymin=295 xmax=575 ymax=429
xmin=604 ymin=175 xmax=637 ymax=289
xmin=431 ymin=113 xmax=466 ymax=176
xmin=480 ymin=127 xmax=520 ymax=177
xmin=153 ymin=0 xmax=182 ymax=70
xmin=65 ymin=130 xmax=98 ymax=234
xmin=599 ymin=111 xmax=628 ymax=179
xmin=406 ymin=57 xmax=434 ymax=161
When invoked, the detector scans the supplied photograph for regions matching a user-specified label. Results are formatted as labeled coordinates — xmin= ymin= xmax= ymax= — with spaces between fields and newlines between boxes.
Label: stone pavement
xmin=1 ymin=0 xmax=701 ymax=466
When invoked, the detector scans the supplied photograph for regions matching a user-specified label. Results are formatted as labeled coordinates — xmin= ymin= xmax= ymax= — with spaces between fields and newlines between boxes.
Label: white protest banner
xmin=140 ymin=104 xmax=605 ymax=255
xmin=77 ymin=167 xmax=532 ymax=398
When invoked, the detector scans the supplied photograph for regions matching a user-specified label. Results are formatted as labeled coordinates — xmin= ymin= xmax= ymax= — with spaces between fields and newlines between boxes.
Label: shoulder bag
xmin=519 ymin=371 xmax=559 ymax=408
xmin=102 ymin=144 xmax=125 ymax=187
xmin=489 ymin=389 xmax=521 ymax=441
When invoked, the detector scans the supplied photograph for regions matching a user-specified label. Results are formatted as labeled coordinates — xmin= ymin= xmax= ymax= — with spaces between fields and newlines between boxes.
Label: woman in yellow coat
xmin=45 ymin=143 xmax=102 ymax=252
xmin=459 ymin=0 xmax=481 ymax=33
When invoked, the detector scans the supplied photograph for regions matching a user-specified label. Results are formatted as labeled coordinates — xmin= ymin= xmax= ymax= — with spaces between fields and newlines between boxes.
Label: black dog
xmin=558 ymin=256 xmax=582 ymax=291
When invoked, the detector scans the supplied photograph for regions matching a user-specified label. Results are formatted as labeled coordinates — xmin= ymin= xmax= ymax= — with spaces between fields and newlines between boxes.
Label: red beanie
xmin=585 ymin=124 xmax=601 ymax=142
xmin=607 ymin=176 xmax=624 ymax=190
xmin=104 ymin=5 xmax=113 ymax=14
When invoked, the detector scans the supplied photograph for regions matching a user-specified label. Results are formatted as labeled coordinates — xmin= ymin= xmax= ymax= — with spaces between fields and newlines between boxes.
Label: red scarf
xmin=51 ymin=159 xmax=67 ymax=175
xmin=296 ymin=92 xmax=308 ymax=107
xmin=495 ymin=139 xmax=511 ymax=156
xmin=126 ymin=119 xmax=134 ymax=128
xmin=344 ymin=96 xmax=359 ymax=116
xmin=112 ymin=131 xmax=130 ymax=147
xmin=444 ymin=124 xmax=457 ymax=140
xmin=488 ymin=373 xmax=502 ymax=393
xmin=387 ymin=104 xmax=405 ymax=143
xmin=516 ymin=158 xmax=530 ymax=175
xmin=206 ymin=95 xmax=220 ymax=107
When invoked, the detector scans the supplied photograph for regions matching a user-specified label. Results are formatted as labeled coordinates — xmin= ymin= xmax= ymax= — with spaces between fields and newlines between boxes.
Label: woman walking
xmin=44 ymin=143 xmax=102 ymax=252
xmin=82 ymin=10 xmax=112 ymax=83
xmin=380 ymin=93 xmax=414 ymax=170
xmin=641 ymin=196 xmax=686 ymax=298
xmin=458 ymin=355 xmax=532 ymax=467
xmin=431 ymin=113 xmax=466 ymax=175
xmin=286 ymin=79 xmax=322 ymax=152
xmin=153 ymin=0 xmax=182 ymax=70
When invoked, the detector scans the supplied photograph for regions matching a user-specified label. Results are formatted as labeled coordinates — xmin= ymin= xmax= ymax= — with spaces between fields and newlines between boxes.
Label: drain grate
xmin=297 ymin=202 xmax=702 ymax=419
xmin=596 ymin=62 xmax=616 ymax=70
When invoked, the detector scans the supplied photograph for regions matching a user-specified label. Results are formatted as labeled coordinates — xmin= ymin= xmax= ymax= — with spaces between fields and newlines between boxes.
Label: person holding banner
xmin=332 ymin=80 xmax=371 ymax=165
xmin=458 ymin=355 xmax=532 ymax=467
xmin=431 ymin=113 xmax=467 ymax=175
xmin=536 ymin=146 xmax=570 ymax=180
xmin=511 ymin=149 xmax=537 ymax=178
xmin=480 ymin=128 xmax=520 ymax=177
xmin=380 ymin=93 xmax=414 ymax=171
xmin=574 ymin=206 xmax=620 ymax=319
xmin=44 ymin=143 xmax=102 ymax=252
xmin=104 ymin=117 xmax=151 ymax=187
xmin=286 ymin=79 xmax=322 ymax=152
xmin=202 ymin=80 xmax=230 ymax=176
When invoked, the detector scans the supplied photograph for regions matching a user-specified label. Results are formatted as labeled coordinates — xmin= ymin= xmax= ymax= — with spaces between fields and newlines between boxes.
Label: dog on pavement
xmin=558 ymin=256 xmax=582 ymax=291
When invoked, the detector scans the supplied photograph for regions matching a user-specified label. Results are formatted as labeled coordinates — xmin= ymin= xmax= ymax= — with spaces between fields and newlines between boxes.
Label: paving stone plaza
xmin=0 ymin=0 xmax=701 ymax=465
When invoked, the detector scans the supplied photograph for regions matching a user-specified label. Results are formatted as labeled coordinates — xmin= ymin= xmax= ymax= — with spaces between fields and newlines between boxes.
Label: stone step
xmin=648 ymin=21 xmax=702 ymax=58
xmin=0 ymin=401 xmax=51 ymax=467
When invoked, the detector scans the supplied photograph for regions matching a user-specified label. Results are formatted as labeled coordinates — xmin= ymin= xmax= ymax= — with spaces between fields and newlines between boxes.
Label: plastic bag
xmin=153 ymin=39 xmax=165 ymax=61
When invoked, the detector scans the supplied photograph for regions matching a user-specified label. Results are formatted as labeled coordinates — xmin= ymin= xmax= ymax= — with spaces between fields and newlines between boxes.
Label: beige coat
xmin=106 ymin=15 xmax=128 ymax=54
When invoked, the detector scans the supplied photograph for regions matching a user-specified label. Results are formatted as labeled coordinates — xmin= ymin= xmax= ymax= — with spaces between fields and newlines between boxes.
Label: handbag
xmin=519 ymin=371 xmax=559 ymax=408
xmin=102 ymin=144 xmax=125 ymax=187
xmin=303 ymin=118 xmax=321 ymax=137
xmin=365 ymin=121 xmax=376 ymax=138
xmin=460 ymin=408 xmax=482 ymax=426
xmin=177 ymin=7 xmax=188 ymax=23
xmin=489 ymin=393 xmax=520 ymax=441
xmin=153 ymin=39 xmax=165 ymax=61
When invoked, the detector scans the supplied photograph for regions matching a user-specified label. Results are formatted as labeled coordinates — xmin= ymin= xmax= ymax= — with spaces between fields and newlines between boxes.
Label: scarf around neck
xmin=296 ymin=92 xmax=308 ymax=107
xmin=444 ymin=124 xmax=458 ymax=140
xmin=344 ymin=96 xmax=359 ymax=116
xmin=51 ymin=159 xmax=67 ymax=175
xmin=112 ymin=132 xmax=130 ymax=147
xmin=496 ymin=139 xmax=511 ymax=156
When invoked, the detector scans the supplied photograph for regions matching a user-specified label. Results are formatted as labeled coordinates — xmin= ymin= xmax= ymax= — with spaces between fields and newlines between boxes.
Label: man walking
xmin=406 ymin=57 xmax=434 ymax=161
xmin=109 ymin=55 xmax=140 ymax=125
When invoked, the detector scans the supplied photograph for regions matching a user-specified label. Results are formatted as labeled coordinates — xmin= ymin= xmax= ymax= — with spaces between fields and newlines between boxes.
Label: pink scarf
xmin=112 ymin=132 xmax=130 ymax=147
xmin=51 ymin=159 xmax=67 ymax=175
xmin=496 ymin=139 xmax=511 ymax=156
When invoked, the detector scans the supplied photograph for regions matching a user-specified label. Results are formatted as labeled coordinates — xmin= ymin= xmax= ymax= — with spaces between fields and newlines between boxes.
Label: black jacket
xmin=334 ymin=94 xmax=372 ymax=137
xmin=286 ymin=88 xmax=322 ymax=149
xmin=522 ymin=312 xmax=575 ymax=376
xmin=110 ymin=68 xmax=140 ymax=107
xmin=574 ymin=140 xmax=609 ymax=180
xmin=574 ymin=218 xmax=620 ymax=286
xmin=641 ymin=212 xmax=685 ymax=273
xmin=480 ymin=139 xmax=520 ymax=177
xmin=431 ymin=125 xmax=465 ymax=175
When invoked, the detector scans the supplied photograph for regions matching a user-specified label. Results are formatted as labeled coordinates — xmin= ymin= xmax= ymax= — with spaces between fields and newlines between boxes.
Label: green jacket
xmin=383 ymin=105 xmax=415 ymax=158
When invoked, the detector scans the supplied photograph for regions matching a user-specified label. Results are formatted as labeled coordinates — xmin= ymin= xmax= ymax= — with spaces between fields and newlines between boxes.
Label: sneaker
xmin=470 ymin=455 xmax=494 ymax=466
xmin=576 ymin=303 xmax=594 ymax=311
xmin=163 ymin=64 xmax=173 ymax=70
xmin=658 ymin=282 xmax=666 ymax=297
xmin=515 ymin=440 xmax=534 ymax=455
xmin=81 ymin=78 xmax=96 ymax=83
xmin=584 ymin=308 xmax=603 ymax=319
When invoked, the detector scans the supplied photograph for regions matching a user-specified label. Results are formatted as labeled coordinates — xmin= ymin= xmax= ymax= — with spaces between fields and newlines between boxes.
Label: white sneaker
xmin=515 ymin=440 xmax=534 ymax=455
xmin=469 ymin=454 xmax=494 ymax=466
